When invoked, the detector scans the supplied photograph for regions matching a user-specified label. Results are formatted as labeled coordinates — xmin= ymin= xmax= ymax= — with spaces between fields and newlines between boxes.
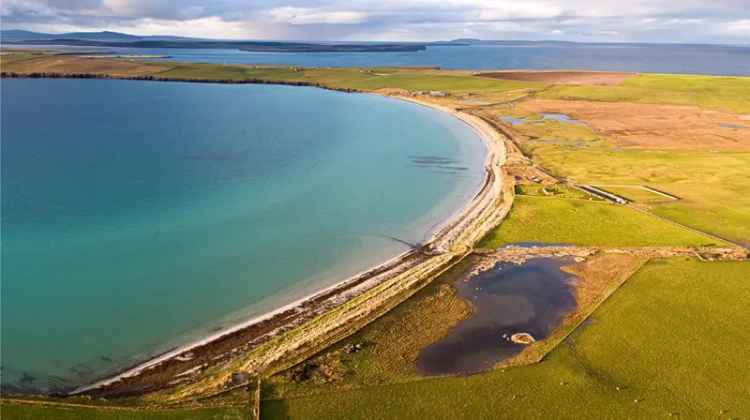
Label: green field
xmin=0 ymin=403 xmax=248 ymax=420
xmin=539 ymin=73 xmax=750 ymax=113
xmin=479 ymin=195 xmax=715 ymax=248
xmin=262 ymin=258 xmax=750 ymax=419
xmin=529 ymin=146 xmax=750 ymax=245
xmin=143 ymin=64 xmax=537 ymax=94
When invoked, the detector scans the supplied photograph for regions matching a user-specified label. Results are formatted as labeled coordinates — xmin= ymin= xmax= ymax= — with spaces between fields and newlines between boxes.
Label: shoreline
xmin=63 ymin=86 xmax=507 ymax=397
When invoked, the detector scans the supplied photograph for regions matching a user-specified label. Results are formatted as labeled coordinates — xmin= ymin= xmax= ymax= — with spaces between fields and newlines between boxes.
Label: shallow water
xmin=498 ymin=116 xmax=526 ymax=126
xmin=416 ymin=258 xmax=577 ymax=375
xmin=720 ymin=123 xmax=746 ymax=129
xmin=1 ymin=79 xmax=485 ymax=392
xmin=499 ymin=114 xmax=584 ymax=127
xmin=540 ymin=113 xmax=584 ymax=125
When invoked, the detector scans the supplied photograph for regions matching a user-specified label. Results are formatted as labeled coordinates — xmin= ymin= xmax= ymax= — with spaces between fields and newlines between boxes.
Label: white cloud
xmin=726 ymin=19 xmax=750 ymax=33
xmin=266 ymin=7 xmax=368 ymax=25
xmin=475 ymin=2 xmax=563 ymax=20
xmin=2 ymin=0 xmax=749 ymax=43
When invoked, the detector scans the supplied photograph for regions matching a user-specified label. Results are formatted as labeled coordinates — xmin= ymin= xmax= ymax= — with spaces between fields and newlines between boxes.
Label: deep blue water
xmin=0 ymin=79 xmax=485 ymax=392
xmin=13 ymin=42 xmax=750 ymax=75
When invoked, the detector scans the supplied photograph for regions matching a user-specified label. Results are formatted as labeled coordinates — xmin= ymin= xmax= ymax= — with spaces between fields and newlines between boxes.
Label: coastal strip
xmin=61 ymin=87 xmax=512 ymax=399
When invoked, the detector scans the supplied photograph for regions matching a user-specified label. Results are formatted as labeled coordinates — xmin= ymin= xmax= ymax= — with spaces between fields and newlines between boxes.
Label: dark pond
xmin=416 ymin=258 xmax=577 ymax=375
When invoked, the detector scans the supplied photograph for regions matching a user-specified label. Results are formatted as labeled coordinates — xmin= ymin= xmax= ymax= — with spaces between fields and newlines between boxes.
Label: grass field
xmin=539 ymin=73 xmax=750 ymax=113
xmin=1 ymin=54 xmax=537 ymax=95
xmin=262 ymin=258 xmax=750 ymax=419
xmin=169 ymin=66 xmax=538 ymax=94
xmin=529 ymin=147 xmax=750 ymax=244
xmin=0 ymin=403 xmax=248 ymax=420
xmin=479 ymin=195 xmax=715 ymax=248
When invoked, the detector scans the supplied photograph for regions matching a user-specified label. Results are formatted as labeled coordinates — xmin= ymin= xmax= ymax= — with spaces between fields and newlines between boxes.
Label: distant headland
xmin=0 ymin=30 xmax=427 ymax=53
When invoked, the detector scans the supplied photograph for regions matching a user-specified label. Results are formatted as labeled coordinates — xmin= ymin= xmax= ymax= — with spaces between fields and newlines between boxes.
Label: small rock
xmin=510 ymin=332 xmax=536 ymax=345
xmin=230 ymin=371 xmax=251 ymax=386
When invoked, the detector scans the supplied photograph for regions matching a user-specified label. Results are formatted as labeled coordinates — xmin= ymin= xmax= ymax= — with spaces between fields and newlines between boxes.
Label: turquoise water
xmin=0 ymin=79 xmax=485 ymax=392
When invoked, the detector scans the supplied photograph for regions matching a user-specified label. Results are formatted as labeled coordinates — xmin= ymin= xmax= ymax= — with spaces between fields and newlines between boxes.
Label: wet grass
xmin=262 ymin=258 xmax=750 ymax=419
xmin=503 ymin=118 xmax=602 ymax=148
xmin=479 ymin=196 xmax=715 ymax=248
xmin=539 ymin=73 xmax=750 ymax=113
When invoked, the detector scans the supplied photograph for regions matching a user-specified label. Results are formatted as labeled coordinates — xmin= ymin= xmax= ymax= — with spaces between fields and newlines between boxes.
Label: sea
xmin=0 ymin=79 xmax=486 ymax=392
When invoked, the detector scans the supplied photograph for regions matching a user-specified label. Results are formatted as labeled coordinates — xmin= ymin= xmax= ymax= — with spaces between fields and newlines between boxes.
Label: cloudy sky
xmin=2 ymin=0 xmax=749 ymax=44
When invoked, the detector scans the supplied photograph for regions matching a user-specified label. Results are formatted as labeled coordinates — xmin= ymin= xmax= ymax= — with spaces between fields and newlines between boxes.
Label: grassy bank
xmin=479 ymin=195 xmax=714 ymax=248
xmin=0 ymin=403 xmax=248 ymax=420
xmin=263 ymin=258 xmax=750 ymax=419
xmin=539 ymin=73 xmax=750 ymax=113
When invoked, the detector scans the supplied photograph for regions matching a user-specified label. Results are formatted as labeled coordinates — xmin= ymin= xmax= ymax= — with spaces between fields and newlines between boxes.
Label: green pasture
xmin=263 ymin=258 xmax=750 ymax=419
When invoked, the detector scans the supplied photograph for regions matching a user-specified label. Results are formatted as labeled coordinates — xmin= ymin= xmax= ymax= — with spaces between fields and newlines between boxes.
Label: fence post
xmin=250 ymin=376 xmax=261 ymax=420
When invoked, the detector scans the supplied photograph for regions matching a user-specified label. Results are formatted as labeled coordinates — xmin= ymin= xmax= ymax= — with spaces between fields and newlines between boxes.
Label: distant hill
xmin=1 ymin=29 xmax=57 ymax=41
xmin=444 ymin=38 xmax=578 ymax=46
xmin=0 ymin=30 xmax=199 ymax=43
xmin=0 ymin=30 xmax=427 ymax=53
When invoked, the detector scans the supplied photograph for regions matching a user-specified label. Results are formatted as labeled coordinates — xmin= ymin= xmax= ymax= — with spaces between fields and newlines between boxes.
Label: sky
xmin=2 ymin=0 xmax=749 ymax=44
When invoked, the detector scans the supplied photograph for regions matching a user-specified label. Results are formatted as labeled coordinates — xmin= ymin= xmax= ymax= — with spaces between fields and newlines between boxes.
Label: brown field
xmin=517 ymin=99 xmax=750 ymax=150
xmin=479 ymin=70 xmax=634 ymax=85
xmin=4 ymin=55 xmax=170 ymax=76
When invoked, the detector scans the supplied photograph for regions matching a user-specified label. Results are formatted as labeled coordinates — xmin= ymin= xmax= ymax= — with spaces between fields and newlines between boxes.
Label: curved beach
xmin=69 ymin=90 xmax=510 ymax=397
